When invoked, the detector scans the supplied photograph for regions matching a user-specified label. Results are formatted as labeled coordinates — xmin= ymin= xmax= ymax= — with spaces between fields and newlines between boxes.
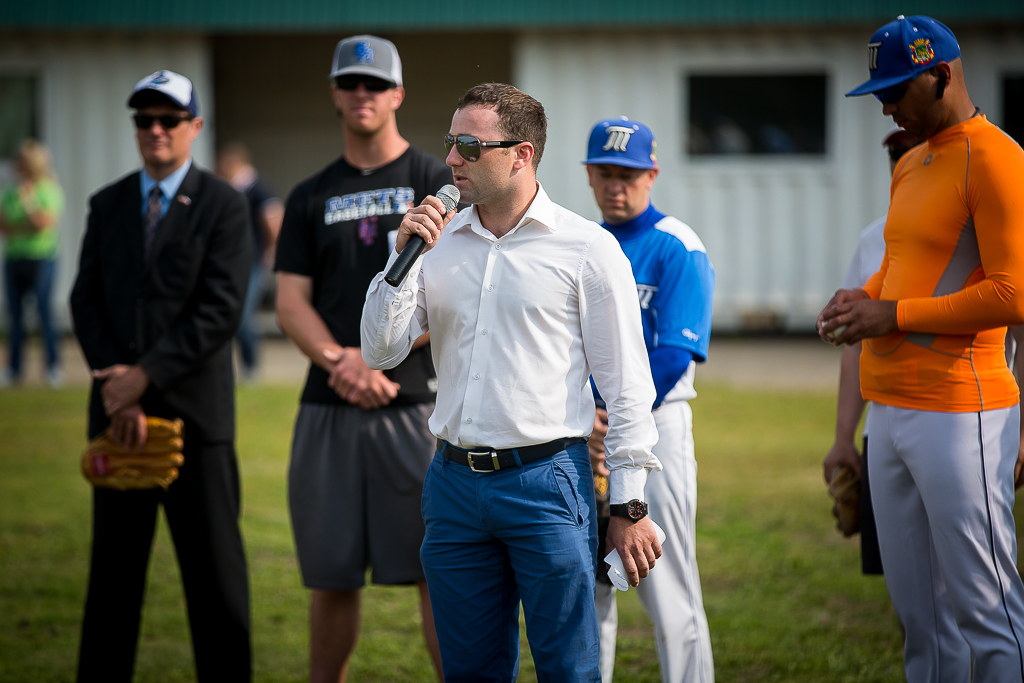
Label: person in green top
xmin=0 ymin=138 xmax=65 ymax=387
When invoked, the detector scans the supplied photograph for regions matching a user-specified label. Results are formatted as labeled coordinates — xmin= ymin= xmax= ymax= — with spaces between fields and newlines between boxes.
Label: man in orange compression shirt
xmin=819 ymin=15 xmax=1024 ymax=683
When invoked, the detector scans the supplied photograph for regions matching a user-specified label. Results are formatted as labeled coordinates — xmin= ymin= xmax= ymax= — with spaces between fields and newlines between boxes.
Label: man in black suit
xmin=70 ymin=70 xmax=253 ymax=682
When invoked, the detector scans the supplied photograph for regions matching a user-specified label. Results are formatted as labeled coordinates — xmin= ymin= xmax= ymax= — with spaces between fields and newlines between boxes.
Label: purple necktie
xmin=143 ymin=186 xmax=162 ymax=257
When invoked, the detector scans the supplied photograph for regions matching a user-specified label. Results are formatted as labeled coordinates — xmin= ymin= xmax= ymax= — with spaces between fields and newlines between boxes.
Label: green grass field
xmin=4 ymin=381 xmax=1014 ymax=681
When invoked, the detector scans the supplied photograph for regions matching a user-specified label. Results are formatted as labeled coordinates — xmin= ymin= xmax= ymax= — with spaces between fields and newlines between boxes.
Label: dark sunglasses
xmin=133 ymin=113 xmax=194 ymax=130
xmin=334 ymin=75 xmax=393 ymax=92
xmin=444 ymin=134 xmax=524 ymax=162
xmin=873 ymin=73 xmax=921 ymax=105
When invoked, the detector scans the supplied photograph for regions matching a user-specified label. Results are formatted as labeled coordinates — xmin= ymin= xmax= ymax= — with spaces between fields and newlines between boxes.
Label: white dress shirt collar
xmin=453 ymin=182 xmax=560 ymax=241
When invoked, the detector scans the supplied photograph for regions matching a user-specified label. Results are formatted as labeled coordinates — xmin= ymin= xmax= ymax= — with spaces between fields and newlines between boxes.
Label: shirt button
xmin=495 ymin=244 xmax=502 ymax=250
xmin=481 ymin=329 xmax=487 ymax=335
xmin=473 ymin=374 xmax=480 ymax=380
xmin=128 ymin=342 xmax=136 ymax=350
xmin=487 ymin=285 xmax=493 ymax=291
xmin=384 ymin=314 xmax=389 ymax=320
xmin=466 ymin=418 xmax=473 ymax=424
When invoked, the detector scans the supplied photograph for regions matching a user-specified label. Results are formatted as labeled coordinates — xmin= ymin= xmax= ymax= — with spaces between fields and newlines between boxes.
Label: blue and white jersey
xmin=603 ymin=203 xmax=715 ymax=402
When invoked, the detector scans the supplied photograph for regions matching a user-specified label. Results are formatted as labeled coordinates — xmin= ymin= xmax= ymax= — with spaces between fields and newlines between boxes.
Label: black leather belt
xmin=437 ymin=437 xmax=585 ymax=473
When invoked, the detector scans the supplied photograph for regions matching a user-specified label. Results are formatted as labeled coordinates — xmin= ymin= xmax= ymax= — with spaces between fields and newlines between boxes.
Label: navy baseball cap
xmin=846 ymin=15 xmax=960 ymax=98
xmin=583 ymin=117 xmax=657 ymax=169
xmin=128 ymin=70 xmax=199 ymax=117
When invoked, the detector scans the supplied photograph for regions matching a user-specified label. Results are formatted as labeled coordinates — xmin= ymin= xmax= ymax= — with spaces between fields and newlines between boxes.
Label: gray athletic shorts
xmin=288 ymin=402 xmax=435 ymax=591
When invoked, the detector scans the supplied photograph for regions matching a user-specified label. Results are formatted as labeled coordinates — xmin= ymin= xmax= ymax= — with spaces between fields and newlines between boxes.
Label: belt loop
xmin=512 ymin=448 xmax=524 ymax=468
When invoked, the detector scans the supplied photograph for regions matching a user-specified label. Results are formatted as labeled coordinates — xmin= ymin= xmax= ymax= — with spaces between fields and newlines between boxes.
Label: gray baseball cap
xmin=330 ymin=35 xmax=403 ymax=87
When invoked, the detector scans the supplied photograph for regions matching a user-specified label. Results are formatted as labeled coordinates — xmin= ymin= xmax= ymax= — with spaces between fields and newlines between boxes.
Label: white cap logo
xmin=603 ymin=126 xmax=635 ymax=152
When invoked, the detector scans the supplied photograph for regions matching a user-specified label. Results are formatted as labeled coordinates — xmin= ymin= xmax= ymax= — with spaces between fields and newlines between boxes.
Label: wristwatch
xmin=609 ymin=499 xmax=648 ymax=522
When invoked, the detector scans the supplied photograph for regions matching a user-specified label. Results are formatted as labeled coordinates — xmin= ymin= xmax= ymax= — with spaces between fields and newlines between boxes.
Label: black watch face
xmin=627 ymin=499 xmax=647 ymax=521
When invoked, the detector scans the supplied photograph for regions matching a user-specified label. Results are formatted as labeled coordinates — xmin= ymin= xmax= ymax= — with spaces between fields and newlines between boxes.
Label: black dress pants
xmin=76 ymin=441 xmax=251 ymax=682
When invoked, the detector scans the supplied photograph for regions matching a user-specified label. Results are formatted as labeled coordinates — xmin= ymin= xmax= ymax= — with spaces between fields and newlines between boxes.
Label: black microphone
xmin=385 ymin=184 xmax=460 ymax=287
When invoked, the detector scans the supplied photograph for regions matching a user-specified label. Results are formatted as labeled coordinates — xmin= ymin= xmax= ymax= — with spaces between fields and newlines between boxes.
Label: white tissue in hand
xmin=605 ymin=521 xmax=667 ymax=592
xmin=827 ymin=324 xmax=848 ymax=340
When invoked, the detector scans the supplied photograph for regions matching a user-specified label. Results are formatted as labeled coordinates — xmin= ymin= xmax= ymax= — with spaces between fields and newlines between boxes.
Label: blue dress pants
xmin=421 ymin=442 xmax=601 ymax=683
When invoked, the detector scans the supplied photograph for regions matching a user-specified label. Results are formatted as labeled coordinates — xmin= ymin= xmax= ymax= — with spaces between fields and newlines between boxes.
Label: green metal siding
xmin=2 ymin=0 xmax=1023 ymax=31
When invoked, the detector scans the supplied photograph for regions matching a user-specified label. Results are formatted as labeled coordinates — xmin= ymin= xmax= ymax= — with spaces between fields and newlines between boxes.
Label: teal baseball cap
xmin=584 ymin=117 xmax=657 ymax=169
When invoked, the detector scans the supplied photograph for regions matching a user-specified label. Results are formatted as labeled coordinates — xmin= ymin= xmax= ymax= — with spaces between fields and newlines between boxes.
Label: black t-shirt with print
xmin=275 ymin=146 xmax=451 ymax=406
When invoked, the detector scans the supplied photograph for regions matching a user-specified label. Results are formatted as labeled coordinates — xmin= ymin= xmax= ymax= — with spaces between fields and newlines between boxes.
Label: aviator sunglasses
xmin=444 ymin=134 xmax=524 ymax=162
xmin=334 ymin=75 xmax=393 ymax=92
xmin=133 ymin=113 xmax=194 ymax=130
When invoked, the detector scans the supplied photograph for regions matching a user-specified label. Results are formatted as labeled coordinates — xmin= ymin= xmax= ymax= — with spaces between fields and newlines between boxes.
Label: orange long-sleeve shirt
xmin=861 ymin=115 xmax=1024 ymax=412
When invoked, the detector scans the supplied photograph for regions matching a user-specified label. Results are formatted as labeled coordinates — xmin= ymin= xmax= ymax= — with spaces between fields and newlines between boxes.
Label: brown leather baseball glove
xmin=81 ymin=417 xmax=184 ymax=491
xmin=828 ymin=464 xmax=861 ymax=537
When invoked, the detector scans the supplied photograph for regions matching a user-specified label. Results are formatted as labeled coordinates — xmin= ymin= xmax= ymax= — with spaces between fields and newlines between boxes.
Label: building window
xmin=1004 ymin=75 xmax=1024 ymax=146
xmin=688 ymin=74 xmax=827 ymax=156
xmin=0 ymin=76 xmax=38 ymax=160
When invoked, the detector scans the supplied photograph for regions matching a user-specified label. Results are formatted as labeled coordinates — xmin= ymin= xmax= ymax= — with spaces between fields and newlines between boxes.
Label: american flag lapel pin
xmin=176 ymin=195 xmax=191 ymax=206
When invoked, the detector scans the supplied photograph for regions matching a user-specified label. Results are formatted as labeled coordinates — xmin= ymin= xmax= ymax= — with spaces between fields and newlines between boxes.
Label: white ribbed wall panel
xmin=0 ymin=34 xmax=213 ymax=332
xmin=514 ymin=29 xmax=1024 ymax=331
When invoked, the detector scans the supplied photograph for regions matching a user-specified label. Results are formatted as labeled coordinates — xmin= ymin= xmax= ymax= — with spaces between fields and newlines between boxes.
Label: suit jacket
xmin=70 ymin=164 xmax=252 ymax=442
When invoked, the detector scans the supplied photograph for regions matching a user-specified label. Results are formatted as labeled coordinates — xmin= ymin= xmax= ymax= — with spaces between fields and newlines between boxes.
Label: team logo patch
xmin=150 ymin=71 xmax=170 ymax=85
xmin=909 ymin=38 xmax=934 ymax=66
xmin=354 ymin=41 xmax=375 ymax=64
xmin=603 ymin=125 xmax=636 ymax=153
xmin=867 ymin=41 xmax=882 ymax=71
xmin=682 ymin=329 xmax=699 ymax=343
xmin=358 ymin=216 xmax=378 ymax=246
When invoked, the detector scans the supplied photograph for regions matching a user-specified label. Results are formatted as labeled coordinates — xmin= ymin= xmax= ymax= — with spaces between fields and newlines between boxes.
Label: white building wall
xmin=0 ymin=34 xmax=213 ymax=332
xmin=514 ymin=29 xmax=1024 ymax=331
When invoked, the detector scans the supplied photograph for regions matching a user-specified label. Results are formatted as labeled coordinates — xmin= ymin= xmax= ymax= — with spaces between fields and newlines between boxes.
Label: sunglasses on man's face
xmin=444 ymin=134 xmax=524 ymax=162
xmin=133 ymin=114 xmax=194 ymax=130
xmin=873 ymin=73 xmax=921 ymax=105
xmin=334 ymin=75 xmax=393 ymax=92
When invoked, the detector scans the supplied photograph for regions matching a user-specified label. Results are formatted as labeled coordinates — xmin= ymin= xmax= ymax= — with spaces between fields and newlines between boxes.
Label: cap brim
xmin=127 ymin=88 xmax=188 ymax=112
xmin=845 ymin=72 xmax=917 ymax=97
xmin=329 ymin=65 xmax=399 ymax=86
xmin=583 ymin=156 xmax=656 ymax=169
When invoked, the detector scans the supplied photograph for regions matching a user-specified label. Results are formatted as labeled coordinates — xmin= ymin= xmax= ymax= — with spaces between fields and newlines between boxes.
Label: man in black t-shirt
xmin=274 ymin=35 xmax=447 ymax=682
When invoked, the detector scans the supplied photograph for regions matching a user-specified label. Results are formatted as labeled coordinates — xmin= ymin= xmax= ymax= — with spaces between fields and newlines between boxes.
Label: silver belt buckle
xmin=467 ymin=450 xmax=500 ymax=472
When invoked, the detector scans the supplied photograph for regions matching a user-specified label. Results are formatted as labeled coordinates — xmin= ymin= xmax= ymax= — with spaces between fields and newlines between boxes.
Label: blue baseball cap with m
xmin=583 ymin=117 xmax=657 ymax=169
xmin=846 ymin=15 xmax=960 ymax=98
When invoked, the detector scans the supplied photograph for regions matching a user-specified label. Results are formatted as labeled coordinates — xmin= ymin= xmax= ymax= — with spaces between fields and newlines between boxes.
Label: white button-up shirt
xmin=361 ymin=184 xmax=661 ymax=503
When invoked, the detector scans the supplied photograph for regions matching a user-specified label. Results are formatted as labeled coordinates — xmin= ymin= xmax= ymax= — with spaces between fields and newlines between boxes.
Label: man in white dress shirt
xmin=361 ymin=83 xmax=663 ymax=682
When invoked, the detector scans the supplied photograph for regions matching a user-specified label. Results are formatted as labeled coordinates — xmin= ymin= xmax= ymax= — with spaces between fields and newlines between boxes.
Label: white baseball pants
xmin=596 ymin=400 xmax=715 ymax=683
xmin=868 ymin=402 xmax=1024 ymax=683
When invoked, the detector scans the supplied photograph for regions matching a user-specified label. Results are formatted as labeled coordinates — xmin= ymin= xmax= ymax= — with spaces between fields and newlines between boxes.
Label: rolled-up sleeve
xmin=580 ymin=232 xmax=662 ymax=504
xmin=361 ymin=248 xmax=430 ymax=370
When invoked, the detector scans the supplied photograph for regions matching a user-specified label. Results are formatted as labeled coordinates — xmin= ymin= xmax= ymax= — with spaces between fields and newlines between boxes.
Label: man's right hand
xmin=394 ymin=195 xmax=457 ymax=254
xmin=589 ymin=408 xmax=610 ymax=476
xmin=109 ymin=404 xmax=148 ymax=451
xmin=607 ymin=516 xmax=662 ymax=587
xmin=323 ymin=347 xmax=400 ymax=409
xmin=823 ymin=439 xmax=862 ymax=483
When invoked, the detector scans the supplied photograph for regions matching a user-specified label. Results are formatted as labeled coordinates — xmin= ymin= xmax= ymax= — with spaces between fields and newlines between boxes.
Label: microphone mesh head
xmin=437 ymin=184 xmax=460 ymax=213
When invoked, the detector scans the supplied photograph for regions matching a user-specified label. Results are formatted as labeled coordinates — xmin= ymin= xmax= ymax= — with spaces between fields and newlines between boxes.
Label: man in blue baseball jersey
xmin=586 ymin=117 xmax=716 ymax=683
